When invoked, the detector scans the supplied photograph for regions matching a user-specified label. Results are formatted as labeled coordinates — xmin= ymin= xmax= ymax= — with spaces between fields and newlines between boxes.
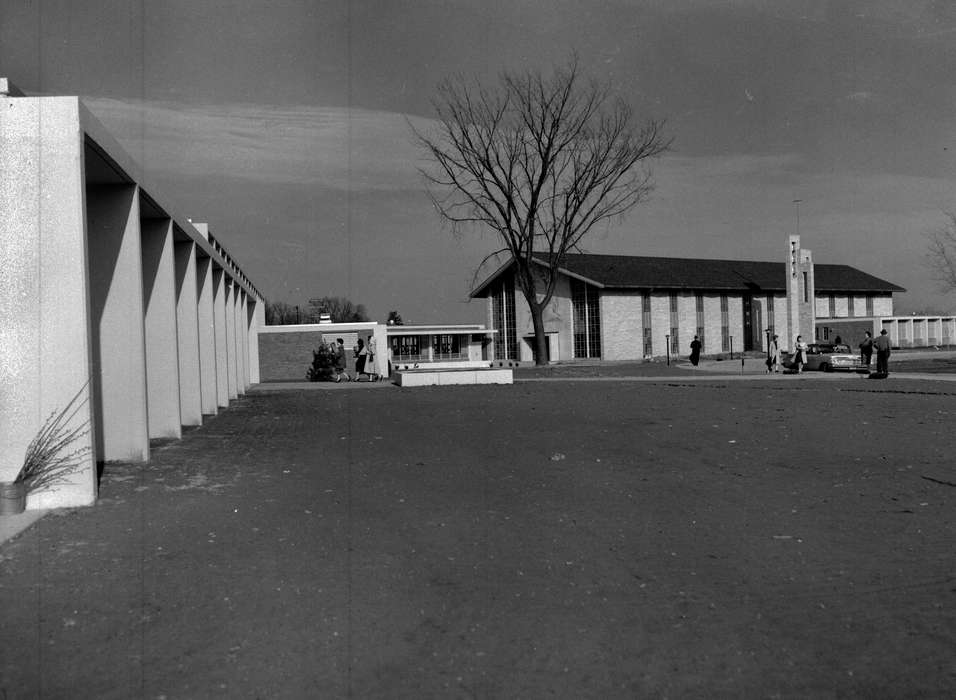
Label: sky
xmin=2 ymin=0 xmax=956 ymax=322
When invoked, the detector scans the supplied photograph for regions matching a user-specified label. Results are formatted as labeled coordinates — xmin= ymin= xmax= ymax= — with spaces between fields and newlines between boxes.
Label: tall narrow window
xmin=803 ymin=272 xmax=809 ymax=302
xmin=720 ymin=294 xmax=730 ymax=352
xmin=642 ymin=292 xmax=652 ymax=356
xmin=571 ymin=279 xmax=602 ymax=359
xmin=866 ymin=295 xmax=874 ymax=316
xmin=491 ymin=276 xmax=518 ymax=360
xmin=829 ymin=294 xmax=836 ymax=318
xmin=696 ymin=293 xmax=705 ymax=351
xmin=669 ymin=293 xmax=679 ymax=353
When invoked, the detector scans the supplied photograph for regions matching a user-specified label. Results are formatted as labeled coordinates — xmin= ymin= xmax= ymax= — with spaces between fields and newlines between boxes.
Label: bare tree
xmin=307 ymin=296 xmax=369 ymax=323
xmin=926 ymin=211 xmax=956 ymax=293
xmin=265 ymin=301 xmax=297 ymax=325
xmin=414 ymin=56 xmax=670 ymax=364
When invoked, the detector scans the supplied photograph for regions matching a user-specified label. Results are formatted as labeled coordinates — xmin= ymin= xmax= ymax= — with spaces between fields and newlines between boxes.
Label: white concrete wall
xmin=248 ymin=300 xmax=264 ymax=383
xmin=213 ymin=268 xmax=229 ymax=408
xmin=1 ymin=89 xmax=263 ymax=511
xmin=141 ymin=218 xmax=182 ymax=439
xmin=225 ymin=280 xmax=238 ymax=399
xmin=86 ymin=184 xmax=149 ymax=463
xmin=174 ymin=240 xmax=203 ymax=425
xmin=0 ymin=96 xmax=97 ymax=508
xmin=196 ymin=256 xmax=218 ymax=415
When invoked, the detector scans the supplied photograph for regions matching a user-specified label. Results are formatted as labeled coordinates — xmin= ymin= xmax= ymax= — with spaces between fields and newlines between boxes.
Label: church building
xmin=470 ymin=236 xmax=914 ymax=363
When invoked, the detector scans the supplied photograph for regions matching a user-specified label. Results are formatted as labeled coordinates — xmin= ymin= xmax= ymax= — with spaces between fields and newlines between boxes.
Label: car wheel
xmin=822 ymin=362 xmax=832 ymax=373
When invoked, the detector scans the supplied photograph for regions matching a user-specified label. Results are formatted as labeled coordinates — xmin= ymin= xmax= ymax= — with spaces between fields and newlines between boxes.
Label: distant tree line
xmin=265 ymin=296 xmax=370 ymax=325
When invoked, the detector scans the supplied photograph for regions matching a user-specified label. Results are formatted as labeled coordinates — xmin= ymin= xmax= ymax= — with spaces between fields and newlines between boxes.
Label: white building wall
xmin=943 ymin=319 xmax=956 ymax=345
xmin=649 ymin=295 xmax=670 ymax=357
xmin=770 ymin=294 xmax=787 ymax=348
xmin=511 ymin=271 xmax=574 ymax=362
xmin=852 ymin=295 xmax=866 ymax=317
xmin=676 ymin=293 xmax=696 ymax=357
xmin=815 ymin=296 xmax=829 ymax=318
xmin=601 ymin=291 xmax=643 ymax=361
xmin=727 ymin=294 xmax=745 ymax=354
xmin=873 ymin=295 xmax=894 ymax=316
xmin=834 ymin=296 xmax=850 ymax=318
xmin=551 ymin=274 xmax=574 ymax=362
xmin=0 ymin=96 xmax=97 ymax=509
xmin=702 ymin=295 xmax=722 ymax=355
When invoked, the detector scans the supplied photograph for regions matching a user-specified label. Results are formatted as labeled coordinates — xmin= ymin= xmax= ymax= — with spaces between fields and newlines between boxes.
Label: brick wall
xmin=851 ymin=295 xmax=866 ymax=317
xmin=600 ymin=291 xmax=643 ymax=360
xmin=873 ymin=294 xmax=893 ymax=316
xmin=258 ymin=330 xmax=358 ymax=382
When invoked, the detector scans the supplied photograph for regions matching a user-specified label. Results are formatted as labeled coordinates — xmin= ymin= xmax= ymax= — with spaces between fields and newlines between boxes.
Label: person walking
xmin=767 ymin=334 xmax=781 ymax=373
xmin=689 ymin=335 xmax=702 ymax=367
xmin=354 ymin=338 xmax=368 ymax=381
xmin=794 ymin=334 xmax=809 ymax=373
xmin=859 ymin=331 xmax=873 ymax=371
xmin=334 ymin=338 xmax=351 ymax=382
xmin=873 ymin=329 xmax=891 ymax=377
xmin=365 ymin=335 xmax=378 ymax=382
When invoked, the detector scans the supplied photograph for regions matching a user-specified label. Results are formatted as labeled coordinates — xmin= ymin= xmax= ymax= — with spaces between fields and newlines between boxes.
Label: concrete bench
xmin=394 ymin=367 xmax=513 ymax=387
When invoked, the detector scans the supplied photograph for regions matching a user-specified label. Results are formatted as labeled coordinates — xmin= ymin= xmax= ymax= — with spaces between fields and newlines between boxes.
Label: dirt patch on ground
xmin=1 ymin=378 xmax=955 ymax=697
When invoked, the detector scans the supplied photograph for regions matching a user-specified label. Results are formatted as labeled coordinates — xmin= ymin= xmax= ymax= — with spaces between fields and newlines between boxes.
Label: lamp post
xmin=729 ymin=336 xmax=734 ymax=360
xmin=665 ymin=335 xmax=670 ymax=366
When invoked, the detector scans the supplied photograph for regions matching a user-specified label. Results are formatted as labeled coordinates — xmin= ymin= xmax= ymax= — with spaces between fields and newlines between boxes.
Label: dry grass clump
xmin=15 ymin=384 xmax=91 ymax=493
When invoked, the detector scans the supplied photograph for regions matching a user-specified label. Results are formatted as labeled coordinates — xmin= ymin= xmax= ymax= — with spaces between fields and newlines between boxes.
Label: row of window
xmin=491 ymin=278 xmax=880 ymax=360
xmin=826 ymin=294 xmax=875 ymax=318
xmin=390 ymin=335 xmax=466 ymax=362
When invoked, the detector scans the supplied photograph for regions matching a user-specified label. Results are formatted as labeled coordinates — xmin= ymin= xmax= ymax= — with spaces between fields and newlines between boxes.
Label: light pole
xmin=665 ymin=335 xmax=670 ymax=366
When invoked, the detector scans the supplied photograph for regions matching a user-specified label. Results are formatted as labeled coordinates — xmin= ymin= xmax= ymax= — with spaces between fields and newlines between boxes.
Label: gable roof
xmin=470 ymin=253 xmax=905 ymax=296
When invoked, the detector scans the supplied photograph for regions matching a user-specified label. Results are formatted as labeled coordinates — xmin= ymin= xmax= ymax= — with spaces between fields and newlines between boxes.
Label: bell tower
xmin=785 ymin=235 xmax=815 ymax=350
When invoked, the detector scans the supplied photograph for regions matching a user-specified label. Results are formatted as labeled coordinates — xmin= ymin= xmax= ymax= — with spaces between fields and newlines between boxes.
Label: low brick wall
xmin=258 ymin=330 xmax=358 ymax=382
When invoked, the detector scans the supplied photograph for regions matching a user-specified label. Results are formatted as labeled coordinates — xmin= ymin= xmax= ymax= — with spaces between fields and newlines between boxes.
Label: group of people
xmin=763 ymin=329 xmax=891 ymax=375
xmin=330 ymin=336 xmax=383 ymax=383
xmin=688 ymin=329 xmax=893 ymax=376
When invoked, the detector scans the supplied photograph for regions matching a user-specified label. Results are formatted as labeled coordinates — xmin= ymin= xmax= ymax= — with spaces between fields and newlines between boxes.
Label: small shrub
xmin=307 ymin=343 xmax=335 ymax=382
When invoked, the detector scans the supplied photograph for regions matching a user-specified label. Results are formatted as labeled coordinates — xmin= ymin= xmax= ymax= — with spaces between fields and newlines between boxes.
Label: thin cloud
xmin=83 ymin=97 xmax=433 ymax=192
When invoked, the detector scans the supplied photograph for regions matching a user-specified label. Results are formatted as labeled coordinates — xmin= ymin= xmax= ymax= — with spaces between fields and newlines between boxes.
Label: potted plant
xmin=0 ymin=384 xmax=91 ymax=516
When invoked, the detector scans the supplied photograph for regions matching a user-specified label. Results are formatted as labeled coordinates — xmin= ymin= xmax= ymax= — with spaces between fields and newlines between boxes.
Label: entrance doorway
xmin=742 ymin=295 xmax=764 ymax=351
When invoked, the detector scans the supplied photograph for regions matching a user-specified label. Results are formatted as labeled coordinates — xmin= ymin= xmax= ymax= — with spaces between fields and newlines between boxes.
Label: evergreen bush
xmin=307 ymin=343 xmax=336 ymax=382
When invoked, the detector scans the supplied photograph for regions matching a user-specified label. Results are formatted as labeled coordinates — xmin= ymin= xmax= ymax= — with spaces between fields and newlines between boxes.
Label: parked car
xmin=782 ymin=343 xmax=865 ymax=372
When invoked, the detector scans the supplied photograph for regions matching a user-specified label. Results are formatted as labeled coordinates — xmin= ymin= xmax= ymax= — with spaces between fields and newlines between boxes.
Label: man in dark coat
xmin=873 ymin=329 xmax=891 ymax=376
xmin=689 ymin=335 xmax=702 ymax=366
xmin=859 ymin=331 xmax=873 ymax=370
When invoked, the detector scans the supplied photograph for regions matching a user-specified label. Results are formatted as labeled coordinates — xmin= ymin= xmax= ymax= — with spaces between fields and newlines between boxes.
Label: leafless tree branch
xmin=414 ymin=55 xmax=671 ymax=364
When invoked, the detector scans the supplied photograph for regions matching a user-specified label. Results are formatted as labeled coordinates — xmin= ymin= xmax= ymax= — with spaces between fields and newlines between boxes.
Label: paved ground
xmin=2 ymin=371 xmax=956 ymax=698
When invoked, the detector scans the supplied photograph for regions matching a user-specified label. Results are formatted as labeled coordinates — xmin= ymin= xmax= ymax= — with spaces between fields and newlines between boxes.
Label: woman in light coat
xmin=794 ymin=334 xmax=809 ymax=373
